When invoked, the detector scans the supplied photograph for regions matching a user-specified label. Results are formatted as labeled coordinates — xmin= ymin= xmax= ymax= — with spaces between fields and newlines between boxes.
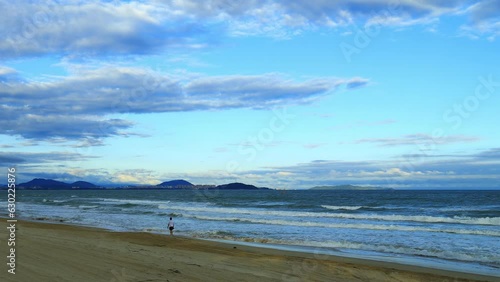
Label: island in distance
xmin=309 ymin=184 xmax=392 ymax=191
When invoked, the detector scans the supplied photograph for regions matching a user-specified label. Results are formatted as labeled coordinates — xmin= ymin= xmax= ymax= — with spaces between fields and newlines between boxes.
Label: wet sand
xmin=1 ymin=219 xmax=497 ymax=282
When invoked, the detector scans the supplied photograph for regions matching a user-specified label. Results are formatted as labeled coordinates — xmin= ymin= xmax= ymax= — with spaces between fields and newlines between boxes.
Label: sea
xmin=4 ymin=189 xmax=500 ymax=277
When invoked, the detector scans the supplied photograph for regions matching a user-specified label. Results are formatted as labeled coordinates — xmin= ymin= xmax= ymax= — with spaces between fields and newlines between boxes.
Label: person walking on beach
xmin=168 ymin=217 xmax=175 ymax=236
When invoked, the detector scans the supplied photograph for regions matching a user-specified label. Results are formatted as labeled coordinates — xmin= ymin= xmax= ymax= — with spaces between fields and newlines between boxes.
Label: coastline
xmin=1 ymin=219 xmax=498 ymax=282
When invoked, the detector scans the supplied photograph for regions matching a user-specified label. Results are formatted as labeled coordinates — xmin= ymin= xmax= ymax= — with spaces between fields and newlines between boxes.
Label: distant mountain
xmin=157 ymin=179 xmax=193 ymax=188
xmin=309 ymin=185 xmax=391 ymax=191
xmin=71 ymin=181 xmax=97 ymax=188
xmin=216 ymin=182 xmax=270 ymax=190
xmin=19 ymin=178 xmax=71 ymax=189
xmin=17 ymin=178 xmax=99 ymax=189
xmin=12 ymin=178 xmax=272 ymax=190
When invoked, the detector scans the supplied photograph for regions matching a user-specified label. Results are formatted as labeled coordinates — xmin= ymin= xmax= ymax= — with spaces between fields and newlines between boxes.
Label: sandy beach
xmin=1 ymin=219 xmax=497 ymax=282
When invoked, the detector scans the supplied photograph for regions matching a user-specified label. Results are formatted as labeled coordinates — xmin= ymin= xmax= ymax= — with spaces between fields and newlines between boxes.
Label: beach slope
xmin=0 ymin=220 xmax=496 ymax=282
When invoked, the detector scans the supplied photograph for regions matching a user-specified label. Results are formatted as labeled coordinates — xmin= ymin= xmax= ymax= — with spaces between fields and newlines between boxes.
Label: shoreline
xmin=8 ymin=216 xmax=500 ymax=278
xmin=197 ymin=237 xmax=500 ymax=278
xmin=1 ymin=219 xmax=498 ymax=282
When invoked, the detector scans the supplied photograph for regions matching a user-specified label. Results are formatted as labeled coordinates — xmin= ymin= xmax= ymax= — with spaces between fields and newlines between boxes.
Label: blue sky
xmin=1 ymin=0 xmax=499 ymax=189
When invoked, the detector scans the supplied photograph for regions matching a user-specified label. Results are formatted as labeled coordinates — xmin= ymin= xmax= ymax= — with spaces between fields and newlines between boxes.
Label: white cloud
xmin=276 ymin=171 xmax=294 ymax=176
xmin=0 ymin=65 xmax=19 ymax=82
xmin=356 ymin=168 xmax=446 ymax=177
xmin=0 ymin=66 xmax=16 ymax=76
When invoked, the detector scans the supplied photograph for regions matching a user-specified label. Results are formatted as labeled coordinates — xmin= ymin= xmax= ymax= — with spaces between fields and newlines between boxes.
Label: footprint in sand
xmin=168 ymin=268 xmax=181 ymax=274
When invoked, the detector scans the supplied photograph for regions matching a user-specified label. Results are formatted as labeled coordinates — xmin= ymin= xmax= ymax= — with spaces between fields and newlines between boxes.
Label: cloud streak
xmin=162 ymin=0 xmax=497 ymax=40
xmin=0 ymin=0 xmax=495 ymax=61
xmin=460 ymin=0 xmax=500 ymax=40
xmin=0 ymin=151 xmax=97 ymax=166
xmin=0 ymin=65 xmax=368 ymax=142
xmin=352 ymin=134 xmax=480 ymax=147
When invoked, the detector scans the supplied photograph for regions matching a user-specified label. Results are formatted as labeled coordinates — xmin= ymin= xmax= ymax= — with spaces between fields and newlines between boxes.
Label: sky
xmin=1 ymin=0 xmax=499 ymax=189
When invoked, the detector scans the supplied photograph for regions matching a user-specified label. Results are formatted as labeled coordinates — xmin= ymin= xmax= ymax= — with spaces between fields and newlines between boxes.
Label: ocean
xmin=5 ymin=189 xmax=500 ymax=277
